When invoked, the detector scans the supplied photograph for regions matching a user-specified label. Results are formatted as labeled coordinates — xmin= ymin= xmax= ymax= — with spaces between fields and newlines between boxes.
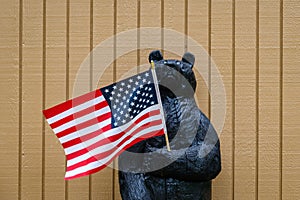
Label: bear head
xmin=148 ymin=50 xmax=197 ymax=98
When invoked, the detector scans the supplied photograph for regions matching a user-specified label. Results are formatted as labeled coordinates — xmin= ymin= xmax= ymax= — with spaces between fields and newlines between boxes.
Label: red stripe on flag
xmin=65 ymin=125 xmax=112 ymax=160
xmin=67 ymin=148 xmax=112 ymax=171
xmin=107 ymin=120 xmax=162 ymax=147
xmin=56 ymin=112 xmax=111 ymax=139
xmin=134 ymin=109 xmax=161 ymax=125
xmin=67 ymin=148 xmax=89 ymax=161
xmin=79 ymin=124 xmax=111 ymax=144
xmin=64 ymin=129 xmax=164 ymax=180
xmin=50 ymin=101 xmax=108 ymax=129
xmin=115 ymin=121 xmax=162 ymax=148
xmin=43 ymin=89 xmax=102 ymax=119
xmin=63 ymin=138 xmax=82 ymax=149
xmin=66 ymin=119 xmax=163 ymax=171
xmin=64 ymin=109 xmax=160 ymax=159
xmin=120 ymin=129 xmax=164 ymax=153
xmin=62 ymin=124 xmax=112 ymax=149
xmin=65 ymin=164 xmax=108 ymax=180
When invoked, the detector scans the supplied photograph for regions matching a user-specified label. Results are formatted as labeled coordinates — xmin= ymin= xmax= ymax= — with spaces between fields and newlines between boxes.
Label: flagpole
xmin=150 ymin=61 xmax=171 ymax=152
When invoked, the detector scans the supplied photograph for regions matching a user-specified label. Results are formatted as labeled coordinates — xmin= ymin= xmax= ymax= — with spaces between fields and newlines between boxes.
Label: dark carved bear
xmin=118 ymin=50 xmax=221 ymax=200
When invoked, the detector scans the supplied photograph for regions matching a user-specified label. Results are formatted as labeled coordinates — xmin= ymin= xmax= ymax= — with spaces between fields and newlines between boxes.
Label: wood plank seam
xmin=65 ymin=0 xmax=70 ymax=199
xmin=232 ymin=0 xmax=236 ymax=199
xmin=208 ymin=0 xmax=211 ymax=119
xmin=255 ymin=0 xmax=259 ymax=199
xmin=89 ymin=0 xmax=94 ymax=199
xmin=113 ymin=1 xmax=117 ymax=199
xmin=18 ymin=0 xmax=23 ymax=199
xmin=42 ymin=0 xmax=47 ymax=199
xmin=279 ymin=0 xmax=283 ymax=199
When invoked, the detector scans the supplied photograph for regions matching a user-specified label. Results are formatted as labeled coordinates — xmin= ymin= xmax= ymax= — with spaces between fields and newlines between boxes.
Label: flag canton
xmin=100 ymin=70 xmax=158 ymax=128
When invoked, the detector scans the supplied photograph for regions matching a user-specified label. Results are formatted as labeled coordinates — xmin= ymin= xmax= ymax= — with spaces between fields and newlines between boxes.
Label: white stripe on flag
xmin=87 ymin=114 xmax=162 ymax=155
xmin=58 ymin=118 xmax=112 ymax=144
xmin=63 ymin=104 xmax=160 ymax=155
xmin=65 ymin=123 xmax=163 ymax=178
xmin=52 ymin=106 xmax=111 ymax=133
xmin=66 ymin=111 xmax=162 ymax=167
xmin=47 ymin=95 xmax=105 ymax=124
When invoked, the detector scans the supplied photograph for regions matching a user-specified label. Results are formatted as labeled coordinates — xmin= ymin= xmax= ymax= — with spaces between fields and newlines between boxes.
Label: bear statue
xmin=118 ymin=50 xmax=221 ymax=200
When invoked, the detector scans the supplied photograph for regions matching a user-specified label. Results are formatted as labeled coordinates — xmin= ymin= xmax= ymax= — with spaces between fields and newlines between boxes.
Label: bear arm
xmin=119 ymin=171 xmax=153 ymax=200
xmin=145 ymin=140 xmax=221 ymax=182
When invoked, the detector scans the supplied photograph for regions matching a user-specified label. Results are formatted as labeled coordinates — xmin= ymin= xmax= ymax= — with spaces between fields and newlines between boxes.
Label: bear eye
xmin=181 ymin=64 xmax=190 ymax=72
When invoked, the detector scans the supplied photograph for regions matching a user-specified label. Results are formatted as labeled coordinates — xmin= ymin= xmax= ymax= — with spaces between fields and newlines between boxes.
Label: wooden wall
xmin=0 ymin=0 xmax=299 ymax=199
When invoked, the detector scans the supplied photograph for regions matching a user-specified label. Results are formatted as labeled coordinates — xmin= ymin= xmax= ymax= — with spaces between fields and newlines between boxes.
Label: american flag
xmin=43 ymin=69 xmax=165 ymax=180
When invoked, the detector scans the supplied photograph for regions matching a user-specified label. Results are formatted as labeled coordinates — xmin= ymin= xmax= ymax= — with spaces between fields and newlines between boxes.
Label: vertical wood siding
xmin=0 ymin=0 xmax=299 ymax=199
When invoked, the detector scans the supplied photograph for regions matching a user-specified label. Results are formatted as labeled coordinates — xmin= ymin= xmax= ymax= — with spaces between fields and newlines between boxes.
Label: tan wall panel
xmin=1 ymin=0 xmax=300 ymax=199
xmin=115 ymin=1 xmax=138 ymax=199
xmin=234 ymin=0 xmax=257 ymax=199
xmin=258 ymin=0 xmax=281 ymax=199
xmin=91 ymin=0 xmax=115 ymax=199
xmin=0 ymin=0 xmax=19 ymax=199
xmin=139 ymin=0 xmax=161 ymax=68
xmin=188 ymin=0 xmax=210 ymax=116
xmin=45 ymin=0 xmax=67 ymax=199
xmin=68 ymin=0 xmax=91 ymax=199
xmin=21 ymin=0 xmax=43 ymax=199
xmin=116 ymin=1 xmax=138 ymax=79
xmin=164 ymin=0 xmax=185 ymax=58
xmin=211 ymin=0 xmax=233 ymax=199
xmin=283 ymin=0 xmax=300 ymax=199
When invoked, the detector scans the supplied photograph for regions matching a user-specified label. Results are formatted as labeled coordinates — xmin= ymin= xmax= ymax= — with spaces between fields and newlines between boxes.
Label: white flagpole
xmin=150 ymin=61 xmax=171 ymax=151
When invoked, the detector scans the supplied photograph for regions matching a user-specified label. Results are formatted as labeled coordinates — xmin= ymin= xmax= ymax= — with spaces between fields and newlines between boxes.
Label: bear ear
xmin=182 ymin=52 xmax=195 ymax=68
xmin=148 ymin=50 xmax=163 ymax=63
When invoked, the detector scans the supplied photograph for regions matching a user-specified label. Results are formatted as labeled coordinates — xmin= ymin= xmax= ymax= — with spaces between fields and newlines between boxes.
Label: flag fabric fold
xmin=43 ymin=69 xmax=165 ymax=180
